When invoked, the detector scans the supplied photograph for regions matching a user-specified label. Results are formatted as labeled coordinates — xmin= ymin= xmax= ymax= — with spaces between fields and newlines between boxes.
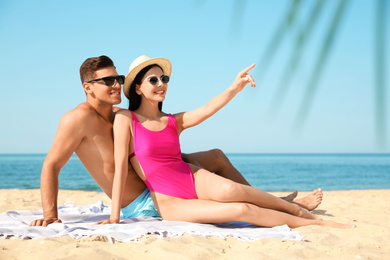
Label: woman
xmin=99 ymin=55 xmax=355 ymax=229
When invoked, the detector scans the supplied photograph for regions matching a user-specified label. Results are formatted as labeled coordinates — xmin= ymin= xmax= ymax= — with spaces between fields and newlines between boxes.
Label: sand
xmin=1 ymin=189 xmax=389 ymax=259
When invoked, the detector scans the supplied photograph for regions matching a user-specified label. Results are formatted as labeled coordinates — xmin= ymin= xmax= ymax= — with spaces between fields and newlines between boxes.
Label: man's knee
xmin=210 ymin=148 xmax=225 ymax=159
xmin=209 ymin=148 xmax=229 ymax=165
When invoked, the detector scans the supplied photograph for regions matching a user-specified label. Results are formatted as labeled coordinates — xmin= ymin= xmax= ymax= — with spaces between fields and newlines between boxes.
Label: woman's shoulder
xmin=116 ymin=109 xmax=133 ymax=116
xmin=172 ymin=112 xmax=185 ymax=119
xmin=172 ymin=112 xmax=185 ymax=129
xmin=114 ymin=109 xmax=133 ymax=122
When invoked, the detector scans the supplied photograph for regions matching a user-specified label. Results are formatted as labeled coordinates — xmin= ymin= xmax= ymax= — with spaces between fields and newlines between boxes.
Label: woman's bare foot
xmin=319 ymin=219 xmax=357 ymax=229
xmin=293 ymin=188 xmax=323 ymax=211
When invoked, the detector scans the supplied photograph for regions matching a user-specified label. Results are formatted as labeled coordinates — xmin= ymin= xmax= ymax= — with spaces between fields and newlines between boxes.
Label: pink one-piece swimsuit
xmin=130 ymin=111 xmax=198 ymax=199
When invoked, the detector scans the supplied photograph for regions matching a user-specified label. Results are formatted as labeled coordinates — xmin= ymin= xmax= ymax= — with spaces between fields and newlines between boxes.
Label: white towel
xmin=0 ymin=201 xmax=305 ymax=242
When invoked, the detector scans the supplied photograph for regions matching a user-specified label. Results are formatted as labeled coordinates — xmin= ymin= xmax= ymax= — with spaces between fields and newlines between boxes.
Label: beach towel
xmin=0 ymin=201 xmax=305 ymax=242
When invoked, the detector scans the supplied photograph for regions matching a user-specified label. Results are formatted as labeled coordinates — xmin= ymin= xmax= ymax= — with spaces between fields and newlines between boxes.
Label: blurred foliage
xmin=374 ymin=0 xmax=387 ymax=150
xmin=228 ymin=0 xmax=387 ymax=150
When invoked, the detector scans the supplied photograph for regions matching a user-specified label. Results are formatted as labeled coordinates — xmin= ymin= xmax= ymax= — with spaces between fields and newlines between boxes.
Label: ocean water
xmin=0 ymin=153 xmax=389 ymax=192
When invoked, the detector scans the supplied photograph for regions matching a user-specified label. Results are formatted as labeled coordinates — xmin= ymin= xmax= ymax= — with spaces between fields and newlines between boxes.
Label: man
xmin=30 ymin=56 xmax=322 ymax=226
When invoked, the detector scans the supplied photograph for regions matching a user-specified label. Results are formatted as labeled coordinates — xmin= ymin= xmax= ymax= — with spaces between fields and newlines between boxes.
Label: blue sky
xmin=0 ymin=0 xmax=389 ymax=154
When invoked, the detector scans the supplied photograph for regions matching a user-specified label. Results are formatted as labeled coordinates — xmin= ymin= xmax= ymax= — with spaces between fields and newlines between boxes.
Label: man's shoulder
xmin=74 ymin=102 xmax=96 ymax=113
xmin=61 ymin=103 xmax=98 ymax=124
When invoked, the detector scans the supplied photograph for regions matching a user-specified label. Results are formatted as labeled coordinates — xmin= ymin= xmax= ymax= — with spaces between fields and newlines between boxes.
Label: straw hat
xmin=123 ymin=55 xmax=172 ymax=99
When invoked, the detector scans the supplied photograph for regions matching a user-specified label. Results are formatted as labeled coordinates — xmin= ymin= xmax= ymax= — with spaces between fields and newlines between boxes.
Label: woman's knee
xmin=231 ymin=203 xmax=253 ymax=217
xmin=198 ymin=176 xmax=245 ymax=202
xmin=218 ymin=181 xmax=242 ymax=200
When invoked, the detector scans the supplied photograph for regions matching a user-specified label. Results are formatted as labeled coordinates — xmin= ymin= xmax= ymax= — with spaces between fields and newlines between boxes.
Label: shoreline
xmin=1 ymin=189 xmax=389 ymax=259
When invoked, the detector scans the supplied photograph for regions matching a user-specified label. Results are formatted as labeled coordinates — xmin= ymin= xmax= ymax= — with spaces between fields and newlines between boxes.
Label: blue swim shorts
xmin=120 ymin=188 xmax=160 ymax=218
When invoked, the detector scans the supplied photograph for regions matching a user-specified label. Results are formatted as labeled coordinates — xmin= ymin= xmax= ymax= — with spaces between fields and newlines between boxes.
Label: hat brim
xmin=123 ymin=57 xmax=172 ymax=99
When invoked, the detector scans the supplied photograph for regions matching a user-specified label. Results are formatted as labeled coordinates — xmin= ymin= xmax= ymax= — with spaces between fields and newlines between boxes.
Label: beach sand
xmin=1 ymin=189 xmax=389 ymax=259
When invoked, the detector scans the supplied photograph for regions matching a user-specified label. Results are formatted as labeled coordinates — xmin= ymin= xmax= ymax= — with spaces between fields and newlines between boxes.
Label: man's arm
xmin=30 ymin=110 xmax=85 ymax=226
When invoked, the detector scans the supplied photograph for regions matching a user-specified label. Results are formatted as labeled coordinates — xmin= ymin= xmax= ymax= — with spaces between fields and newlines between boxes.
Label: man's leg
xmin=182 ymin=149 xmax=250 ymax=185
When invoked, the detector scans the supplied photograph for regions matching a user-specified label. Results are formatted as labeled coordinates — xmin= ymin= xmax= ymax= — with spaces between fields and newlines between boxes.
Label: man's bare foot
xmin=293 ymin=188 xmax=323 ymax=211
xmin=281 ymin=190 xmax=298 ymax=202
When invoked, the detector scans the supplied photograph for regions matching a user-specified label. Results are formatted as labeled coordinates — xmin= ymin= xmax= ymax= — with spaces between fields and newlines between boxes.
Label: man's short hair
xmin=79 ymin=55 xmax=115 ymax=83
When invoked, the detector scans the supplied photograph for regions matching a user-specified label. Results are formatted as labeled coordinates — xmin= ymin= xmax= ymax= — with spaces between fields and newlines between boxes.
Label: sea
xmin=0 ymin=153 xmax=389 ymax=192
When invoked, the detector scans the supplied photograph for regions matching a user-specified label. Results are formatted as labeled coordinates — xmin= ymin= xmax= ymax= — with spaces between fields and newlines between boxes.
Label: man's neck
xmin=86 ymin=100 xmax=114 ymax=123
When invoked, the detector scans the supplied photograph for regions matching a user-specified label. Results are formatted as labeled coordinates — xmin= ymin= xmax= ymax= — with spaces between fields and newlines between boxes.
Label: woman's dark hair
xmin=128 ymin=64 xmax=163 ymax=111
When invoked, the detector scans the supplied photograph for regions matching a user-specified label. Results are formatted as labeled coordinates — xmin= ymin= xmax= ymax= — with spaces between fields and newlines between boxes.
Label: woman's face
xmin=136 ymin=66 xmax=168 ymax=103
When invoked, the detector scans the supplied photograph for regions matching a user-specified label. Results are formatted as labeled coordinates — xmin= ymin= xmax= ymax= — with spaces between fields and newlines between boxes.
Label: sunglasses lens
xmin=149 ymin=77 xmax=158 ymax=85
xmin=161 ymin=75 xmax=170 ymax=84
xmin=117 ymin=76 xmax=125 ymax=85
xmin=103 ymin=78 xmax=115 ymax=86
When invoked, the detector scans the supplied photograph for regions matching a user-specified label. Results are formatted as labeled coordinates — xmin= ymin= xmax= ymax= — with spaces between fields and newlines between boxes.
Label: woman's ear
xmin=135 ymin=84 xmax=142 ymax=95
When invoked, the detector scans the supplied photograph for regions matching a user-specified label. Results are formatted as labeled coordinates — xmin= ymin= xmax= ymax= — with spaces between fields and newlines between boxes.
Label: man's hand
xmin=95 ymin=219 xmax=120 ymax=225
xmin=29 ymin=218 xmax=62 ymax=227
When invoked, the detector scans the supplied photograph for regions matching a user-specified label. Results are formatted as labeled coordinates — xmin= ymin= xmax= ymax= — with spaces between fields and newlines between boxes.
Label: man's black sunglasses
xmin=87 ymin=75 xmax=125 ymax=86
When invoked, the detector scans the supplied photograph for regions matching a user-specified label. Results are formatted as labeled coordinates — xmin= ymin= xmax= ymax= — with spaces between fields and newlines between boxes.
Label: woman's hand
xmin=231 ymin=64 xmax=256 ymax=92
xmin=95 ymin=219 xmax=120 ymax=225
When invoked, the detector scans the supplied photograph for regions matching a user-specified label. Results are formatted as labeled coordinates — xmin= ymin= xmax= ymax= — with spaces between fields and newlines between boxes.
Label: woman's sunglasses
xmin=147 ymin=75 xmax=170 ymax=85
xmin=87 ymin=75 xmax=125 ymax=86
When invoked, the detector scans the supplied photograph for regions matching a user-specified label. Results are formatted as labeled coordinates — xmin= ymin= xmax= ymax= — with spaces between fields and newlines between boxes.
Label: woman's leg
xmin=154 ymin=194 xmax=355 ymax=229
xmin=191 ymin=166 xmax=313 ymax=219
xmin=183 ymin=150 xmax=323 ymax=210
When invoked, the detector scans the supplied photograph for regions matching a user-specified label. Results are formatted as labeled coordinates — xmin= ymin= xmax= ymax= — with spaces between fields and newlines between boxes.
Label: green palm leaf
xmin=229 ymin=0 xmax=247 ymax=44
xmin=255 ymin=0 xmax=304 ymax=83
xmin=269 ymin=0 xmax=327 ymax=117
xmin=294 ymin=0 xmax=350 ymax=131
xmin=374 ymin=0 xmax=388 ymax=150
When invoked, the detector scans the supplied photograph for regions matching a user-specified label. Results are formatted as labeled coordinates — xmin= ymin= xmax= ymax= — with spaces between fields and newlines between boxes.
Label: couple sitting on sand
xmin=30 ymin=55 xmax=355 ymax=229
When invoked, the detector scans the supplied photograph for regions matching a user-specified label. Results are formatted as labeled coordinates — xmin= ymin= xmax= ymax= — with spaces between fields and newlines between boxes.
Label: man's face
xmin=86 ymin=66 xmax=122 ymax=105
